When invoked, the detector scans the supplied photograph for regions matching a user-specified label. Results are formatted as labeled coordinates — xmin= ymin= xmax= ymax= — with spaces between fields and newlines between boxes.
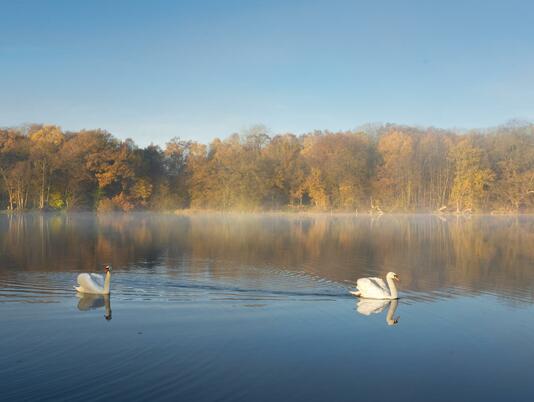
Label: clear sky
xmin=1 ymin=0 xmax=533 ymax=146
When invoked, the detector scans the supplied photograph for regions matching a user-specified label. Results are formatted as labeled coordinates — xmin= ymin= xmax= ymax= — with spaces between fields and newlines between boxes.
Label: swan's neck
xmin=104 ymin=272 xmax=111 ymax=294
xmin=386 ymin=277 xmax=398 ymax=299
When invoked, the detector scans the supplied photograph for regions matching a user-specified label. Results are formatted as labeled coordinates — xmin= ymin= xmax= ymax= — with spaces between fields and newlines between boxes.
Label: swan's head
xmin=104 ymin=265 xmax=112 ymax=273
xmin=387 ymin=272 xmax=399 ymax=281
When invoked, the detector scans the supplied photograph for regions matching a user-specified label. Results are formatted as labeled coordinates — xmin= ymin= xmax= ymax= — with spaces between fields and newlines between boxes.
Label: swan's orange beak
xmin=394 ymin=275 xmax=400 ymax=282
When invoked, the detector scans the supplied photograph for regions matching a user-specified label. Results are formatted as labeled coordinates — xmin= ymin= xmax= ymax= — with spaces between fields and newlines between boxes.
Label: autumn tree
xmin=186 ymin=142 xmax=211 ymax=208
xmin=483 ymin=125 xmax=534 ymax=211
xmin=301 ymin=131 xmax=372 ymax=210
xmin=262 ymin=134 xmax=306 ymax=207
xmin=0 ymin=129 xmax=31 ymax=210
xmin=374 ymin=130 xmax=417 ymax=210
xmin=414 ymin=131 xmax=454 ymax=209
xmin=29 ymin=125 xmax=65 ymax=209
xmin=0 ymin=122 xmax=533 ymax=213
xmin=449 ymin=137 xmax=495 ymax=212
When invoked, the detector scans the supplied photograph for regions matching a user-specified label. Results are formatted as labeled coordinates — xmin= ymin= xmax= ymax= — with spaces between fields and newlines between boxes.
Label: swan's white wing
xmin=356 ymin=299 xmax=389 ymax=316
xmin=90 ymin=273 xmax=104 ymax=287
xmin=356 ymin=277 xmax=391 ymax=299
xmin=356 ymin=278 xmax=385 ymax=293
xmin=368 ymin=277 xmax=388 ymax=291
xmin=76 ymin=273 xmax=104 ymax=294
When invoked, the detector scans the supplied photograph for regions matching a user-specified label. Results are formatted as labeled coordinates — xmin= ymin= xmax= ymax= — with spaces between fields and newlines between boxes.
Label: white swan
xmin=350 ymin=272 xmax=399 ymax=299
xmin=75 ymin=265 xmax=112 ymax=295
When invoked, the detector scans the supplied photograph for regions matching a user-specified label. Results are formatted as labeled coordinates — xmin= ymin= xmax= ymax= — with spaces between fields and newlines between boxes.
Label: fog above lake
xmin=1 ymin=213 xmax=533 ymax=304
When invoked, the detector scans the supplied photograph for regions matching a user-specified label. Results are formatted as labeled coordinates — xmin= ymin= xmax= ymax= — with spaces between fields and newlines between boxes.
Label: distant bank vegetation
xmin=0 ymin=122 xmax=533 ymax=213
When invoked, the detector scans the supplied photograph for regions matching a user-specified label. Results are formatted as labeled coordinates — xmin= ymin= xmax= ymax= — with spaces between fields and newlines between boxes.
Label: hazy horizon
xmin=3 ymin=119 xmax=533 ymax=148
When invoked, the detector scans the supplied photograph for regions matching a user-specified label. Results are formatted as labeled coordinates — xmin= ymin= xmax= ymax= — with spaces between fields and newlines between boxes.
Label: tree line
xmin=0 ymin=122 xmax=533 ymax=212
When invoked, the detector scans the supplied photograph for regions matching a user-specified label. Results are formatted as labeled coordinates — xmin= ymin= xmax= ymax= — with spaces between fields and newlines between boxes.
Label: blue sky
xmin=1 ymin=0 xmax=533 ymax=145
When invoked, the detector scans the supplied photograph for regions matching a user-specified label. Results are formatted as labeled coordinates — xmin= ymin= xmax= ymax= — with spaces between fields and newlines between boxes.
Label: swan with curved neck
xmin=75 ymin=265 xmax=112 ymax=295
xmin=350 ymin=272 xmax=400 ymax=300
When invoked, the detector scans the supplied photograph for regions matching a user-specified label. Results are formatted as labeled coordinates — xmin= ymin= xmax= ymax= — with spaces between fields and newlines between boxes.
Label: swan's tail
xmin=350 ymin=290 xmax=361 ymax=297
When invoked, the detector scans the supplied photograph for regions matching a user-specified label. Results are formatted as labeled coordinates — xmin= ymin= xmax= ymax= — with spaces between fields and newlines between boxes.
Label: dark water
xmin=1 ymin=213 xmax=534 ymax=402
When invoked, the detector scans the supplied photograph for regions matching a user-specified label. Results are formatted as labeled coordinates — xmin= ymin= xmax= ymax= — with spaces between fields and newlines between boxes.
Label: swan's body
xmin=75 ymin=266 xmax=112 ymax=295
xmin=350 ymin=272 xmax=399 ymax=299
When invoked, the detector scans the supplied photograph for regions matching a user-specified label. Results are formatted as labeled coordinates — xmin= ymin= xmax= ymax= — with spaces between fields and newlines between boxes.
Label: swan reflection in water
xmin=76 ymin=293 xmax=112 ymax=321
xmin=356 ymin=299 xmax=399 ymax=326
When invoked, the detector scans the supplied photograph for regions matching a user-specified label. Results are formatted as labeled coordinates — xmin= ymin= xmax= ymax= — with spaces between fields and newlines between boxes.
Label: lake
xmin=1 ymin=213 xmax=534 ymax=402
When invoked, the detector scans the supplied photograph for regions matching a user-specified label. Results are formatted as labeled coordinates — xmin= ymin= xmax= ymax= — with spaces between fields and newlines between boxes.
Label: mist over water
xmin=1 ymin=213 xmax=534 ymax=401
xmin=1 ymin=213 xmax=533 ymax=302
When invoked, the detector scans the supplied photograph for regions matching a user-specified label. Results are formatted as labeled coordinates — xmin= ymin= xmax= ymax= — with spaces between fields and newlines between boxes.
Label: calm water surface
xmin=1 ymin=213 xmax=534 ymax=401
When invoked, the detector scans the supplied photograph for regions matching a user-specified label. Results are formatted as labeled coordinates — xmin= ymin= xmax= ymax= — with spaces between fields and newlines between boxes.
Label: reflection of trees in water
xmin=1 ymin=213 xmax=534 ymax=299
xmin=447 ymin=217 xmax=534 ymax=298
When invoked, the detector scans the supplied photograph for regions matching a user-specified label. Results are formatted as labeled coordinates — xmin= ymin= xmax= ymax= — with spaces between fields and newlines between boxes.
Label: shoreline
xmin=1 ymin=209 xmax=533 ymax=217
